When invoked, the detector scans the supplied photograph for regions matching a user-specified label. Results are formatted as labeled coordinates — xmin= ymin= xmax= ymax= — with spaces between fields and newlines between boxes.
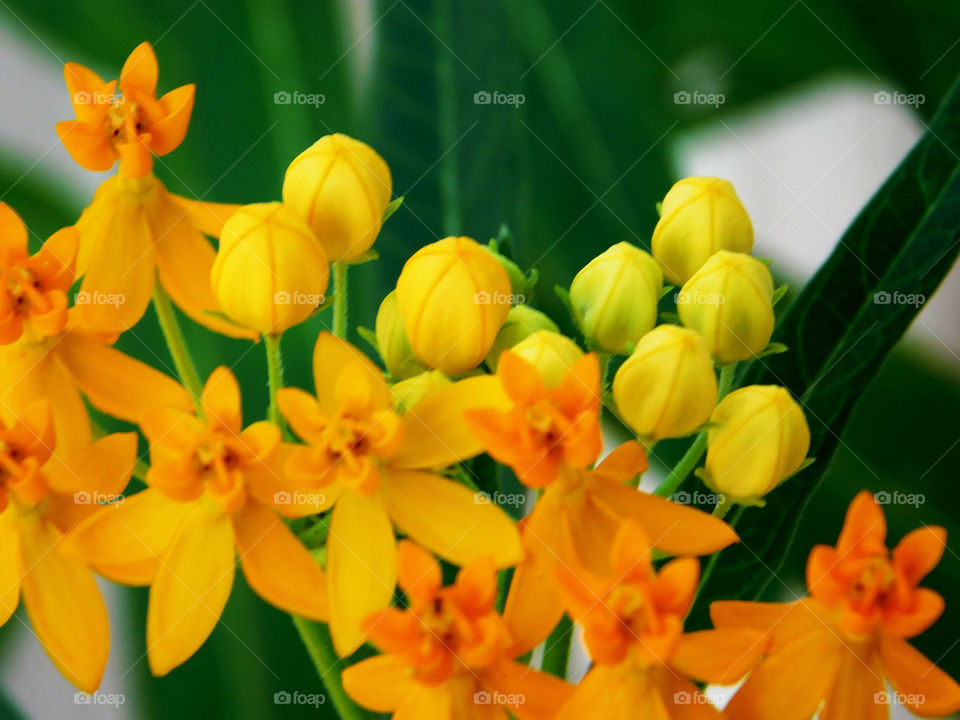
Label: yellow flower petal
xmin=880 ymin=635 xmax=960 ymax=717
xmin=393 ymin=682 xmax=452 ymax=720
xmin=168 ymin=195 xmax=241 ymax=237
xmin=327 ymin=489 xmax=396 ymax=656
xmin=0 ymin=509 xmax=22 ymax=626
xmin=233 ymin=500 xmax=327 ymax=621
xmin=147 ymin=499 xmax=235 ymax=676
xmin=120 ymin=42 xmax=158 ymax=95
xmin=313 ymin=332 xmax=390 ymax=415
xmin=382 ymin=470 xmax=521 ymax=567
xmin=342 ymin=654 xmax=417 ymax=712
xmin=391 ymin=375 xmax=510 ymax=470
xmin=19 ymin=513 xmax=109 ymax=692
xmin=44 ymin=432 xmax=137 ymax=496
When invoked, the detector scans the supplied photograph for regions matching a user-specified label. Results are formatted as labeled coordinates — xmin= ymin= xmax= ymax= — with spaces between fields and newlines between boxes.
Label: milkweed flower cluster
xmin=0 ymin=40 xmax=954 ymax=720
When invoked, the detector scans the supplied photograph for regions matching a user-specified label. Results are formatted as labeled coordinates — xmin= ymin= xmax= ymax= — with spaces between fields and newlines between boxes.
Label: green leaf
xmin=771 ymin=285 xmax=789 ymax=306
xmin=688 ymin=71 xmax=960 ymax=628
xmin=382 ymin=196 xmax=404 ymax=223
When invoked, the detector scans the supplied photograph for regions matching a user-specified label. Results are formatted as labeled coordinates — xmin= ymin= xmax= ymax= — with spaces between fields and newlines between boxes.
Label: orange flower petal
xmin=0 ymin=203 xmax=28 ymax=261
xmin=883 ymin=588 xmax=944 ymax=638
xmin=0 ymin=509 xmax=22 ymax=626
xmin=481 ymin=659 xmax=575 ymax=720
xmin=879 ymin=634 xmax=960 ymax=716
xmin=63 ymin=62 xmax=107 ymax=122
xmin=558 ymin=663 xmax=666 ymax=720
xmin=670 ymin=628 xmax=766 ymax=685
xmin=396 ymin=540 xmax=441 ymax=606
xmin=594 ymin=440 xmax=649 ymax=483
xmin=147 ymin=500 xmax=235 ymax=676
xmin=709 ymin=599 xmax=824 ymax=654
xmin=19 ymin=514 xmax=109 ymax=692
xmin=837 ymin=490 xmax=887 ymax=555
xmin=116 ymin=139 xmax=154 ymax=178
xmin=498 ymin=351 xmax=545 ymax=404
xmin=342 ymin=654 xmax=417 ymax=713
xmin=233 ymin=500 xmax=327 ymax=620
xmin=313 ymin=332 xmax=391 ymax=415
xmin=55 ymin=120 xmax=116 ymax=172
xmin=819 ymin=650 xmax=885 ymax=720
xmin=151 ymin=84 xmax=195 ymax=156
xmin=652 ymin=557 xmax=700 ymax=618
xmin=893 ymin=525 xmax=946 ymax=584
xmin=201 ymin=367 xmax=242 ymax=432
xmin=120 ymin=41 xmax=158 ymax=95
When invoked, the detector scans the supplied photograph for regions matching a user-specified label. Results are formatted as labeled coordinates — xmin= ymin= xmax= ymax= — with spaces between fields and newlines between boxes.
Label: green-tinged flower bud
xmin=569 ymin=242 xmax=662 ymax=354
xmin=390 ymin=370 xmax=451 ymax=412
xmin=652 ymin=177 xmax=753 ymax=284
xmin=376 ymin=290 xmax=427 ymax=380
xmin=396 ymin=236 xmax=512 ymax=376
xmin=282 ymin=134 xmax=392 ymax=262
xmin=612 ymin=325 xmax=717 ymax=441
xmin=211 ymin=202 xmax=329 ymax=335
xmin=703 ymin=385 xmax=810 ymax=504
xmin=677 ymin=250 xmax=774 ymax=363
xmin=485 ymin=305 xmax=559 ymax=371
xmin=510 ymin=330 xmax=583 ymax=388
xmin=484 ymin=246 xmax=529 ymax=299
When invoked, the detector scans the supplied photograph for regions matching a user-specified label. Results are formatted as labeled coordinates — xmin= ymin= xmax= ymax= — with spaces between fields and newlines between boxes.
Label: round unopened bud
xmin=510 ymin=331 xmax=583 ymax=388
xmin=282 ymin=134 xmax=391 ymax=262
xmin=569 ymin=242 xmax=662 ymax=354
xmin=652 ymin=177 xmax=753 ymax=284
xmin=211 ymin=203 xmax=329 ymax=335
xmin=390 ymin=370 xmax=451 ymax=412
xmin=485 ymin=305 xmax=559 ymax=371
xmin=704 ymin=385 xmax=810 ymax=503
xmin=677 ymin=251 xmax=774 ymax=363
xmin=396 ymin=236 xmax=511 ymax=376
xmin=612 ymin=325 xmax=717 ymax=441
xmin=376 ymin=291 xmax=427 ymax=380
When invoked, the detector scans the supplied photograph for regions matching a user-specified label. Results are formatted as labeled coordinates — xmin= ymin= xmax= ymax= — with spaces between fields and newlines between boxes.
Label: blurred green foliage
xmin=0 ymin=0 xmax=958 ymax=718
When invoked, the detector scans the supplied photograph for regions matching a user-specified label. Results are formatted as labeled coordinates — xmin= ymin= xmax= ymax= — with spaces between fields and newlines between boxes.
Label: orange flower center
xmin=848 ymin=555 xmax=896 ymax=614
xmin=309 ymin=404 xmax=403 ymax=494
xmin=0 ymin=438 xmax=48 ymax=512
xmin=104 ymin=95 xmax=149 ymax=149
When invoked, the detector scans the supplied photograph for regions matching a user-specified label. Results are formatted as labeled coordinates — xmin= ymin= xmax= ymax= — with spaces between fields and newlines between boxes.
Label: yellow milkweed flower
xmin=211 ymin=202 xmax=329 ymax=336
xmin=703 ymin=385 xmax=810 ymax=504
xmin=652 ymin=177 xmax=754 ymax=284
xmin=612 ymin=325 xmax=718 ymax=441
xmin=56 ymin=42 xmax=254 ymax=338
xmin=276 ymin=332 xmax=521 ymax=655
xmin=510 ymin=330 xmax=583 ymax=388
xmin=63 ymin=367 xmax=329 ymax=676
xmin=569 ymin=242 xmax=662 ymax=354
xmin=283 ymin=134 xmax=392 ymax=262
xmin=0 ymin=203 xmax=192 ymax=453
xmin=677 ymin=250 xmax=774 ymax=363
xmin=485 ymin=304 xmax=559 ymax=371
xmin=389 ymin=370 xmax=451 ymax=412
xmin=0 ymin=400 xmax=137 ymax=691
xmin=396 ymin=236 xmax=512 ymax=376
xmin=376 ymin=290 xmax=427 ymax=380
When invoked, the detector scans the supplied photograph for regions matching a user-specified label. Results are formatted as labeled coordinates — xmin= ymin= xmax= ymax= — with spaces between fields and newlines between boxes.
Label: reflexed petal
xmin=558 ymin=664 xmax=667 ymax=720
xmin=480 ymin=660 xmax=574 ymax=720
xmin=670 ymin=629 xmax=766 ymax=685
xmin=0 ymin=510 xmax=22 ymax=626
xmin=147 ymin=500 xmax=236 ymax=675
xmin=594 ymin=441 xmax=649 ymax=483
xmin=382 ymin=470 xmax=521 ymax=567
xmin=168 ymin=195 xmax=241 ymax=237
xmin=391 ymin=375 xmax=510 ymax=469
xmin=19 ymin=514 xmax=109 ymax=692
xmin=880 ymin=634 xmax=960 ymax=716
xmin=233 ymin=500 xmax=327 ymax=620
xmin=709 ymin=599 xmax=824 ymax=654
xmin=57 ymin=331 xmax=193 ymax=423
xmin=820 ymin=650 xmax=885 ymax=720
xmin=394 ymin=682 xmax=452 ymax=720
xmin=724 ymin=629 xmax=844 ymax=720
xmin=342 ymin=654 xmax=416 ymax=712
xmin=327 ymin=489 xmax=396 ymax=656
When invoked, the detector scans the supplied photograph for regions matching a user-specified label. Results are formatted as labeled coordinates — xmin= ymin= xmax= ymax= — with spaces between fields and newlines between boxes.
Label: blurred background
xmin=0 ymin=0 xmax=957 ymax=718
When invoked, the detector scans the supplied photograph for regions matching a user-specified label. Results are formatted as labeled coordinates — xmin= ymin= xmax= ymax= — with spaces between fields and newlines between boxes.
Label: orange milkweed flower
xmin=56 ymin=42 xmax=254 ymax=337
xmin=343 ymin=541 xmax=573 ymax=720
xmin=62 ymin=367 xmax=328 ymax=676
xmin=0 ymin=203 xmax=192 ymax=453
xmin=712 ymin=491 xmax=960 ymax=720
xmin=276 ymin=332 xmax=523 ymax=656
xmin=463 ymin=352 xmax=738 ymax=652
xmin=554 ymin=522 xmax=766 ymax=719
xmin=0 ymin=400 xmax=137 ymax=691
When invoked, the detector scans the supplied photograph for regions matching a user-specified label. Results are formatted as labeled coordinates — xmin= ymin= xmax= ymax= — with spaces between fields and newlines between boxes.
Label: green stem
xmin=291 ymin=618 xmax=372 ymax=720
xmin=541 ymin=615 xmax=574 ymax=679
xmin=332 ymin=262 xmax=349 ymax=339
xmin=153 ymin=283 xmax=203 ymax=402
xmin=264 ymin=334 xmax=285 ymax=430
xmin=654 ymin=363 xmax=737 ymax=498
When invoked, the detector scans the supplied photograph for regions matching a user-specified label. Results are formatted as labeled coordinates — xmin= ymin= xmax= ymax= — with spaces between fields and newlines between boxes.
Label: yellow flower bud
xmin=282 ymin=134 xmax=392 ymax=262
xmin=376 ymin=291 xmax=427 ymax=380
xmin=569 ymin=242 xmax=662 ymax=354
xmin=485 ymin=305 xmax=559 ymax=371
xmin=390 ymin=370 xmax=451 ymax=412
xmin=612 ymin=325 xmax=717 ymax=441
xmin=510 ymin=330 xmax=583 ymax=388
xmin=703 ymin=385 xmax=810 ymax=503
xmin=396 ymin=237 xmax=512 ymax=376
xmin=211 ymin=202 xmax=329 ymax=335
xmin=677 ymin=250 xmax=774 ymax=363
xmin=652 ymin=177 xmax=753 ymax=284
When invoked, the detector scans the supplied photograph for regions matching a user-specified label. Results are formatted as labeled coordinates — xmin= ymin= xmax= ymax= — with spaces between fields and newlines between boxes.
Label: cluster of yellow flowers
xmin=1 ymin=42 xmax=957 ymax=720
